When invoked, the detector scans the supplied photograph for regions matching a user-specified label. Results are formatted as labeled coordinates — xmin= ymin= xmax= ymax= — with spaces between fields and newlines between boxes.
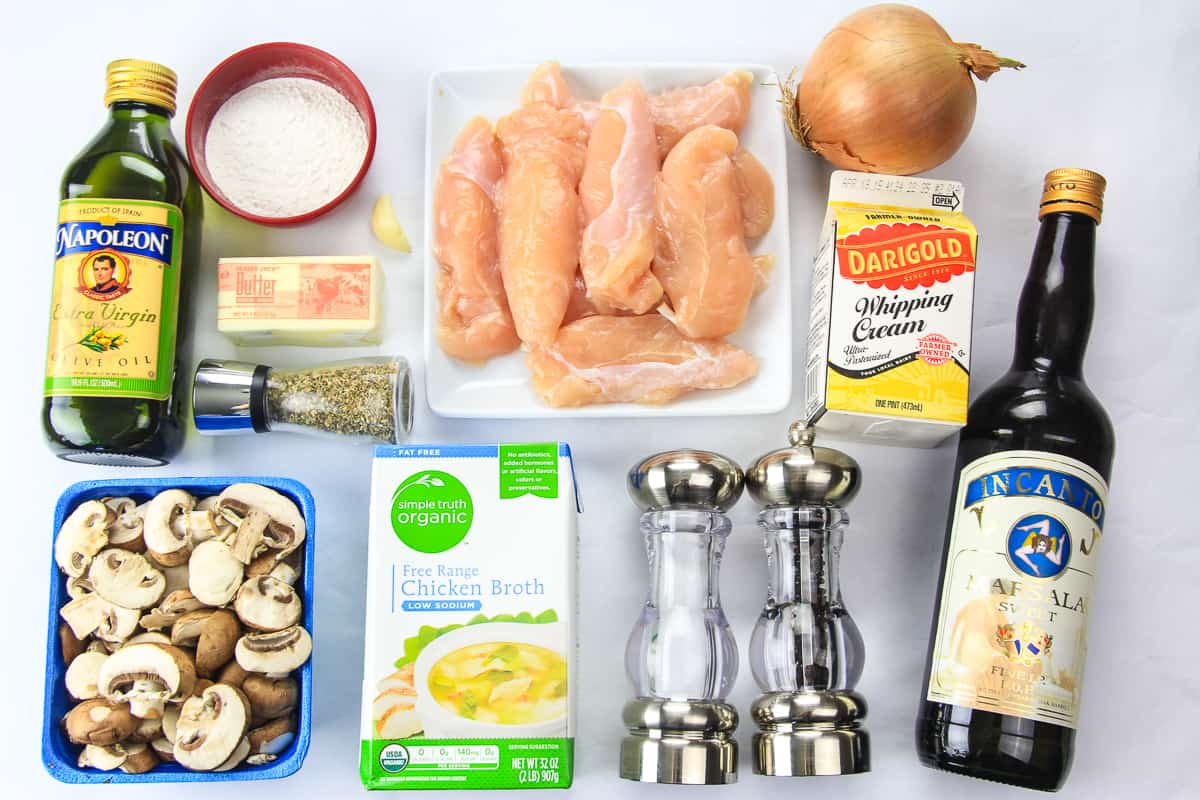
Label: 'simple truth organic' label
xmin=804 ymin=171 xmax=977 ymax=446
xmin=45 ymin=199 xmax=182 ymax=400
xmin=926 ymin=450 xmax=1107 ymax=729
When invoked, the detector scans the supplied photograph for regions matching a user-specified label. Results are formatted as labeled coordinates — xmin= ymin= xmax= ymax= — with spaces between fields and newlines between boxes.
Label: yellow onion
xmin=781 ymin=4 xmax=1023 ymax=175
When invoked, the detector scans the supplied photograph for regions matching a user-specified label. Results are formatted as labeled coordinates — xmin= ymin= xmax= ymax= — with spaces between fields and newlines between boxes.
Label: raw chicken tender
xmin=654 ymin=125 xmax=756 ymax=339
xmin=522 ymin=61 xmax=600 ymax=126
xmin=579 ymin=80 xmax=662 ymax=314
xmin=433 ymin=117 xmax=520 ymax=361
xmin=495 ymin=102 xmax=588 ymax=345
xmin=649 ymin=71 xmax=752 ymax=160
xmin=527 ymin=315 xmax=758 ymax=406
xmin=733 ymin=149 xmax=775 ymax=238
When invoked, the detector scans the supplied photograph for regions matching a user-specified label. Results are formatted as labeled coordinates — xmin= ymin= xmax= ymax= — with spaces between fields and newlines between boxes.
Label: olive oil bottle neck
xmin=1011 ymin=212 xmax=1096 ymax=377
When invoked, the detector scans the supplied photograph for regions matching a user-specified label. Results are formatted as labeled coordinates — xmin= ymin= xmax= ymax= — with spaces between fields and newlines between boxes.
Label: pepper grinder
xmin=744 ymin=423 xmax=870 ymax=776
xmin=620 ymin=450 xmax=744 ymax=785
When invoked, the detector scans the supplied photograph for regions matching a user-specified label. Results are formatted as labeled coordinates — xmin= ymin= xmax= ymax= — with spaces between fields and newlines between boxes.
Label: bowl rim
xmin=185 ymin=41 xmax=377 ymax=227
xmin=41 ymin=476 xmax=316 ymax=783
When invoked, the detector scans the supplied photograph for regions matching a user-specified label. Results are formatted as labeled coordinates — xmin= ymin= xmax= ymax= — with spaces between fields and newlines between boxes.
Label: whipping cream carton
xmin=359 ymin=443 xmax=578 ymax=790
xmin=804 ymin=171 xmax=977 ymax=447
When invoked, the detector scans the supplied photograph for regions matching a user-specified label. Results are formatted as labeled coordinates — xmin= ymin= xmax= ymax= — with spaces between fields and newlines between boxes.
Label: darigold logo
xmin=837 ymin=222 xmax=974 ymax=290
xmin=390 ymin=471 xmax=473 ymax=554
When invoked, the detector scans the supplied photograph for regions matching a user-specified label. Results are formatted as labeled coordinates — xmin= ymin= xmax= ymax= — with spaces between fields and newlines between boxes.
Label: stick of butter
xmin=217 ymin=256 xmax=383 ymax=346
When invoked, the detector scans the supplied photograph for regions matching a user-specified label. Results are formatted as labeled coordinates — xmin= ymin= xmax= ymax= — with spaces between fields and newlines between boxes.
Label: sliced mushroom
xmin=65 ymin=651 xmax=108 ymax=699
xmin=235 ymin=625 xmax=312 ymax=674
xmin=160 ymin=564 xmax=190 ymax=595
xmin=215 ymin=736 xmax=251 ymax=772
xmin=140 ymin=589 xmax=205 ymax=631
xmin=217 ymin=661 xmax=251 ymax=690
xmin=161 ymin=705 xmax=180 ymax=744
xmin=197 ymin=496 xmax=236 ymax=539
xmin=65 ymin=698 xmax=139 ymax=745
xmin=120 ymin=742 xmax=159 ymax=774
xmin=98 ymin=643 xmax=197 ymax=719
xmin=128 ymin=715 xmax=163 ymax=744
xmin=88 ymin=548 xmax=165 ymax=609
xmin=66 ymin=575 xmax=96 ymax=600
xmin=234 ymin=576 xmax=302 ymax=632
xmin=94 ymin=604 xmax=142 ymax=645
xmin=175 ymin=508 xmax=223 ymax=546
xmin=173 ymin=683 xmax=251 ymax=771
xmin=188 ymin=540 xmax=244 ymax=606
xmin=171 ymin=608 xmax=240 ymax=678
xmin=143 ymin=489 xmax=196 ymax=566
xmin=241 ymin=675 xmax=298 ymax=721
xmin=55 ymin=500 xmax=112 ymax=578
xmin=78 ymin=743 xmax=128 ymax=771
xmin=151 ymin=737 xmax=175 ymax=762
xmin=248 ymin=715 xmax=295 ymax=759
xmin=103 ymin=497 xmax=146 ymax=553
xmin=217 ymin=484 xmax=305 ymax=565
xmin=60 ymin=622 xmax=87 ymax=665
xmin=126 ymin=631 xmax=172 ymax=646
xmin=247 ymin=547 xmax=303 ymax=586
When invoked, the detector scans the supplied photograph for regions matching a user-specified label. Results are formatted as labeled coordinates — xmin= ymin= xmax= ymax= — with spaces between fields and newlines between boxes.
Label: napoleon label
xmin=926 ymin=450 xmax=1108 ymax=729
xmin=45 ymin=199 xmax=183 ymax=400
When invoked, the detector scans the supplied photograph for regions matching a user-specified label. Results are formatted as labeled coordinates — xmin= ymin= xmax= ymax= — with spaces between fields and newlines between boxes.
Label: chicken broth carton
xmin=804 ymin=171 xmax=977 ymax=447
xmin=360 ymin=443 xmax=578 ymax=790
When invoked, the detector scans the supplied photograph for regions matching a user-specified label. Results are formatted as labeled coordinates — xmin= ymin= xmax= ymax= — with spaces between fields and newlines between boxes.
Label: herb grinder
xmin=620 ymin=450 xmax=744 ymax=785
xmin=744 ymin=423 xmax=870 ymax=776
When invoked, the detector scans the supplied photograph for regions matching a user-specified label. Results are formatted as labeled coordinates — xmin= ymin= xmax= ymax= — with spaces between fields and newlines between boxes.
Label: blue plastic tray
xmin=42 ymin=476 xmax=315 ymax=784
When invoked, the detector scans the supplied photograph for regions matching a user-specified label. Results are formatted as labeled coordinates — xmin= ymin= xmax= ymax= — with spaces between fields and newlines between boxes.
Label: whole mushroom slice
xmin=242 ymin=675 xmax=298 ymax=721
xmin=98 ymin=643 xmax=197 ymax=719
xmin=171 ymin=608 xmax=241 ymax=678
xmin=143 ymin=489 xmax=196 ymax=567
xmin=66 ymin=575 xmax=96 ymax=600
xmin=103 ymin=497 xmax=146 ymax=553
xmin=60 ymin=594 xmax=109 ymax=639
xmin=88 ymin=548 xmax=166 ymax=609
xmin=78 ymin=743 xmax=128 ymax=771
xmin=235 ymin=576 xmax=302 ymax=632
xmin=140 ymin=589 xmax=206 ymax=631
xmin=189 ymin=540 xmax=244 ymax=606
xmin=65 ymin=651 xmax=109 ymax=700
xmin=235 ymin=625 xmax=312 ymax=674
xmin=175 ymin=508 xmax=223 ymax=545
xmin=94 ymin=603 xmax=142 ymax=645
xmin=65 ymin=698 xmax=140 ymax=746
xmin=120 ymin=742 xmax=159 ymax=774
xmin=197 ymin=496 xmax=236 ymax=539
xmin=55 ymin=500 xmax=113 ymax=578
xmin=217 ymin=484 xmax=305 ymax=565
xmin=173 ymin=683 xmax=251 ymax=771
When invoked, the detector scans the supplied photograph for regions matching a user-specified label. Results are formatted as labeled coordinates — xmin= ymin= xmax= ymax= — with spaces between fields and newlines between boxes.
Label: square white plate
xmin=424 ymin=63 xmax=791 ymax=418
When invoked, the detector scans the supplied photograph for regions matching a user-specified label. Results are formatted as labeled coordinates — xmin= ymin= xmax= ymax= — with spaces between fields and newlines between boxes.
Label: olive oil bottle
xmin=43 ymin=59 xmax=201 ymax=465
xmin=916 ymin=169 xmax=1114 ymax=791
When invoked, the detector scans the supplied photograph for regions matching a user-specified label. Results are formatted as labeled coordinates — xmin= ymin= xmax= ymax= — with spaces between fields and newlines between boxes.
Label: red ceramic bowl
xmin=186 ymin=42 xmax=377 ymax=226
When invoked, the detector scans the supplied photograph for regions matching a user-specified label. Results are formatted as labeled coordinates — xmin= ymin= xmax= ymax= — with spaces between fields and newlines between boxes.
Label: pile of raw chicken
xmin=433 ymin=62 xmax=775 ymax=406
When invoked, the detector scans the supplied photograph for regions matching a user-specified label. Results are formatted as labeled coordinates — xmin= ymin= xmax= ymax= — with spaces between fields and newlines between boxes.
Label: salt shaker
xmin=744 ymin=423 xmax=870 ymax=776
xmin=620 ymin=450 xmax=743 ymax=785
xmin=192 ymin=356 xmax=412 ymax=444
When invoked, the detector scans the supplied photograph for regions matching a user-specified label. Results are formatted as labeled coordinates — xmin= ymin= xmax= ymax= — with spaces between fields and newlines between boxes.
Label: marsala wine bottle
xmin=43 ymin=59 xmax=201 ymax=465
xmin=916 ymin=169 xmax=1114 ymax=791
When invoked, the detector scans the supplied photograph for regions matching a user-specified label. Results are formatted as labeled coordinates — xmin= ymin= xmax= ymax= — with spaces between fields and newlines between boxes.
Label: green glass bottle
xmin=43 ymin=59 xmax=202 ymax=465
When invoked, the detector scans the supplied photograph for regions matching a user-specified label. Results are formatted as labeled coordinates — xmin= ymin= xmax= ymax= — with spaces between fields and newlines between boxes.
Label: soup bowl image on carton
xmin=360 ymin=442 xmax=578 ymax=790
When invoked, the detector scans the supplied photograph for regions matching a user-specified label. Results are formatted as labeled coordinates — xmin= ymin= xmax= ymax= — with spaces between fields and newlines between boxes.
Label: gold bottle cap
xmin=104 ymin=59 xmax=177 ymax=116
xmin=1039 ymin=167 xmax=1106 ymax=224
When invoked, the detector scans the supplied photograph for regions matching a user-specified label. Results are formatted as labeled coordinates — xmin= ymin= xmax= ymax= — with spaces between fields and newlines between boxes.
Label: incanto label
xmin=45 ymin=199 xmax=182 ymax=400
xmin=926 ymin=450 xmax=1108 ymax=729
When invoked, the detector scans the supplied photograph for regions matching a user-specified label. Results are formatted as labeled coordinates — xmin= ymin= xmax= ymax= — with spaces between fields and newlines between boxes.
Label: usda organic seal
xmin=380 ymin=743 xmax=409 ymax=773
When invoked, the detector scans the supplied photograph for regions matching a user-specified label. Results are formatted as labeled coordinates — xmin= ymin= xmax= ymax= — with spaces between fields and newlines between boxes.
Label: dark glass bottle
xmin=916 ymin=169 xmax=1114 ymax=792
xmin=43 ymin=60 xmax=202 ymax=465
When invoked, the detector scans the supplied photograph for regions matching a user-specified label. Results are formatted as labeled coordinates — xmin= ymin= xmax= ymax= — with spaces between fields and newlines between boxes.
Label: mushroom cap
xmin=188 ymin=541 xmax=244 ymax=606
xmin=234 ymin=576 xmax=302 ymax=632
xmin=119 ymin=742 xmax=159 ymax=774
xmin=65 ymin=651 xmax=109 ymax=700
xmin=65 ymin=698 xmax=140 ymax=746
xmin=143 ymin=489 xmax=196 ymax=566
xmin=97 ymin=643 xmax=197 ymax=719
xmin=88 ymin=548 xmax=166 ymax=609
xmin=248 ymin=715 xmax=295 ymax=756
xmin=59 ymin=623 xmax=86 ymax=666
xmin=235 ymin=625 xmax=312 ymax=674
xmin=170 ymin=608 xmax=240 ymax=678
xmin=127 ymin=715 xmax=164 ymax=744
xmin=217 ymin=661 xmax=251 ymax=690
xmin=241 ymin=675 xmax=299 ymax=721
xmin=150 ymin=737 xmax=175 ymax=762
xmin=55 ymin=500 xmax=112 ymax=578
xmin=126 ymin=631 xmax=172 ymax=647
xmin=173 ymin=683 xmax=251 ymax=771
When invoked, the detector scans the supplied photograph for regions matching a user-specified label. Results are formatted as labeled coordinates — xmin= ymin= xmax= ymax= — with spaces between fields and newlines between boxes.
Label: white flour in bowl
xmin=205 ymin=76 xmax=369 ymax=218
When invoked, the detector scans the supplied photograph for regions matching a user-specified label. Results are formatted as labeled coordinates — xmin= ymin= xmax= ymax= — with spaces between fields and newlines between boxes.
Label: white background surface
xmin=3 ymin=1 xmax=1198 ymax=797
